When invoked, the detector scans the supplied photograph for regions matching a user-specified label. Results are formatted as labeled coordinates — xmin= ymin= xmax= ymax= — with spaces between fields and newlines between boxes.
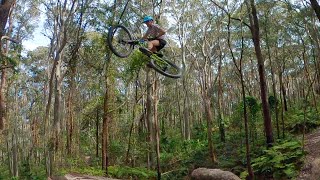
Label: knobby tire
xmin=107 ymin=25 xmax=133 ymax=58
xmin=149 ymin=56 xmax=182 ymax=79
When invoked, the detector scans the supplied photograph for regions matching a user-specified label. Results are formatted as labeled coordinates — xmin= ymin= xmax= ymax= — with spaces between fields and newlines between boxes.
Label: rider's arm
xmin=156 ymin=27 xmax=166 ymax=38
xmin=142 ymin=29 xmax=150 ymax=40
xmin=142 ymin=33 xmax=148 ymax=40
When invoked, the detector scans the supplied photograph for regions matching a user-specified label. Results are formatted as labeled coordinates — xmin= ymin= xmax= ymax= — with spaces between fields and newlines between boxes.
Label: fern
xmin=251 ymin=140 xmax=305 ymax=179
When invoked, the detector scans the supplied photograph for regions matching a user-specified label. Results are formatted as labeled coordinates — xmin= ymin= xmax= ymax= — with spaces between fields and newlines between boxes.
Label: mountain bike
xmin=107 ymin=25 xmax=182 ymax=79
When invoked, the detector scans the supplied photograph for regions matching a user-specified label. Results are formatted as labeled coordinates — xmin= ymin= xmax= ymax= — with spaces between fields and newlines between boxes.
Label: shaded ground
xmin=297 ymin=128 xmax=320 ymax=180
xmin=51 ymin=128 xmax=320 ymax=180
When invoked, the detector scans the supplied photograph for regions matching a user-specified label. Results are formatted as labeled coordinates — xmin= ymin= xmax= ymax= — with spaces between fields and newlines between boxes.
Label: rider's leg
xmin=147 ymin=40 xmax=160 ymax=52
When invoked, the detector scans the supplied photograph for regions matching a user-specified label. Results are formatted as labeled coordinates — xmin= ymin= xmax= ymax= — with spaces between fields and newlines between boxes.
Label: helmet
xmin=143 ymin=16 xmax=153 ymax=23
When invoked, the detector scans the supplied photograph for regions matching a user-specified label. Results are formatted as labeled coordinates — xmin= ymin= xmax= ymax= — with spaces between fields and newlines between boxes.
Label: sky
xmin=21 ymin=5 xmax=49 ymax=51
xmin=22 ymin=30 xmax=49 ymax=51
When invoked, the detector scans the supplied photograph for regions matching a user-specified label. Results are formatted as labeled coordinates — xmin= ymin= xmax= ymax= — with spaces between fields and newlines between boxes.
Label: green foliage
xmin=232 ymin=96 xmax=260 ymax=126
xmin=20 ymin=160 xmax=32 ymax=180
xmin=58 ymin=158 xmax=105 ymax=176
xmin=109 ymin=140 xmax=127 ymax=164
xmin=0 ymin=165 xmax=9 ymax=180
xmin=123 ymin=50 xmax=149 ymax=81
xmin=268 ymin=95 xmax=278 ymax=110
xmin=159 ymin=125 xmax=212 ymax=179
xmin=108 ymin=166 xmax=156 ymax=179
xmin=286 ymin=107 xmax=320 ymax=133
xmin=250 ymin=140 xmax=305 ymax=179
xmin=240 ymin=170 xmax=249 ymax=180
xmin=59 ymin=166 xmax=105 ymax=177
xmin=0 ymin=161 xmax=46 ymax=180
xmin=0 ymin=55 xmax=19 ymax=73
xmin=245 ymin=96 xmax=259 ymax=114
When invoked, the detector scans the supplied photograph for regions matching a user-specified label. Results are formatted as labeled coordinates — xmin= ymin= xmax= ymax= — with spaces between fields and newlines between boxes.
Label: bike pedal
xmin=139 ymin=47 xmax=152 ymax=56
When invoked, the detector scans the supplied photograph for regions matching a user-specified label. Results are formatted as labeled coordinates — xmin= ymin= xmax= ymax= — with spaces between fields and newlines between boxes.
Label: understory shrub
xmin=249 ymin=140 xmax=305 ymax=179
xmin=286 ymin=107 xmax=320 ymax=133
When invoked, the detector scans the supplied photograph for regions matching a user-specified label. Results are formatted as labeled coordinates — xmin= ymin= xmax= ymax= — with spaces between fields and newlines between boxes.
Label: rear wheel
xmin=149 ymin=55 xmax=182 ymax=79
xmin=107 ymin=25 xmax=133 ymax=58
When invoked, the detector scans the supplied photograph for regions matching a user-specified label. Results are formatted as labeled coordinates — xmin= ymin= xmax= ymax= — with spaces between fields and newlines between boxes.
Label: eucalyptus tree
xmin=280 ymin=1 xmax=320 ymax=108
xmin=0 ymin=0 xmax=15 ymax=131
xmin=167 ymin=0 xmax=192 ymax=141
xmin=0 ymin=0 xmax=16 ymax=175
xmin=258 ymin=1 xmax=281 ymax=139
xmin=210 ymin=1 xmax=255 ymax=178
xmin=23 ymin=46 xmax=50 ymax=162
xmin=0 ymin=0 xmax=41 ymax=178
xmin=246 ymin=0 xmax=273 ymax=146
xmin=297 ymin=2 xmax=320 ymax=107
xmin=64 ymin=0 xmax=92 ymax=156
xmin=92 ymin=0 xmax=137 ymax=173
xmin=174 ymin=0 xmax=221 ymax=163
xmin=41 ymin=0 xmax=84 ymax=176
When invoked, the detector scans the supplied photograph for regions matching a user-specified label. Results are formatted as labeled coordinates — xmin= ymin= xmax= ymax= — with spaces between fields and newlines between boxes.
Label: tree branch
xmin=210 ymin=0 xmax=251 ymax=30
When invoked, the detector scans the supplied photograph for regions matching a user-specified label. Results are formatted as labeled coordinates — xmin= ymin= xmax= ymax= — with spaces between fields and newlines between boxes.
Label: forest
xmin=0 ymin=0 xmax=320 ymax=179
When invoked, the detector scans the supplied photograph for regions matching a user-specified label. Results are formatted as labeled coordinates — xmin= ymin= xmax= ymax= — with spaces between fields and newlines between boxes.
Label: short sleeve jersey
xmin=145 ymin=24 xmax=165 ymax=40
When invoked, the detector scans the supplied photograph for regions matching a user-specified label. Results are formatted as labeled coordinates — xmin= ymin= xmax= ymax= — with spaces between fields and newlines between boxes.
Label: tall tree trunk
xmin=279 ymin=71 xmax=286 ymax=138
xmin=126 ymin=78 xmax=142 ymax=165
xmin=102 ymin=75 xmax=112 ymax=174
xmin=146 ymin=68 xmax=154 ymax=168
xmin=12 ymin=131 xmax=18 ymax=177
xmin=67 ymin=2 xmax=86 ymax=155
xmin=281 ymin=75 xmax=288 ymax=112
xmin=241 ymin=76 xmax=254 ymax=180
xmin=264 ymin=14 xmax=280 ymax=139
xmin=227 ymin=14 xmax=254 ymax=179
xmin=53 ymin=58 xmax=62 ymax=151
xmin=66 ymin=60 xmax=76 ymax=156
xmin=217 ymin=42 xmax=225 ymax=142
xmin=203 ymin=95 xmax=217 ymax=163
xmin=310 ymin=0 xmax=320 ymax=21
xmin=247 ymin=0 xmax=273 ymax=146
xmin=44 ymin=1 xmax=77 ymax=176
xmin=96 ymin=109 xmax=99 ymax=158
xmin=66 ymin=26 xmax=83 ymax=155
xmin=1 ymin=2 xmax=16 ymax=177
xmin=182 ymin=45 xmax=190 ymax=140
xmin=0 ymin=0 xmax=14 ymax=131
xmin=153 ymin=79 xmax=161 ymax=180
xmin=183 ymin=81 xmax=190 ymax=140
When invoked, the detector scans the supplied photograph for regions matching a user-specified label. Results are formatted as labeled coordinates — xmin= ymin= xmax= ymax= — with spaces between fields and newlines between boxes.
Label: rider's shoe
xmin=139 ymin=47 xmax=152 ymax=57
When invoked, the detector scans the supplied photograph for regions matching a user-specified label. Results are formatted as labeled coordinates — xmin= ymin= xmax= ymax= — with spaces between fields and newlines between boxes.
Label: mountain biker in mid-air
xmin=141 ymin=16 xmax=167 ymax=56
xmin=107 ymin=16 xmax=182 ymax=78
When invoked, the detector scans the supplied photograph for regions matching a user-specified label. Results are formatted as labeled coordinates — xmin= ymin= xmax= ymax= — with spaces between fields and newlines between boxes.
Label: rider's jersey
xmin=145 ymin=24 xmax=165 ymax=40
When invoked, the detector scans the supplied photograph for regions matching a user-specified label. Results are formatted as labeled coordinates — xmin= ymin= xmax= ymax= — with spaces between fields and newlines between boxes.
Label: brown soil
xmin=297 ymin=128 xmax=320 ymax=180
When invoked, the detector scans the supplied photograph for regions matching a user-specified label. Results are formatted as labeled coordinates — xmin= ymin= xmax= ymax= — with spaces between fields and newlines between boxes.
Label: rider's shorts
xmin=156 ymin=39 xmax=167 ymax=51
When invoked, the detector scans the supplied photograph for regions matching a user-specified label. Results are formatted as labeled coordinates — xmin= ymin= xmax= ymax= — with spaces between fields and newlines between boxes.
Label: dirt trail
xmin=50 ymin=173 xmax=120 ymax=180
xmin=297 ymin=128 xmax=320 ymax=180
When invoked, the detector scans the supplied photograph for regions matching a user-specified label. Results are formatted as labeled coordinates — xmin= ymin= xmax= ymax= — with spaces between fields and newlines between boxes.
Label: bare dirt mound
xmin=297 ymin=128 xmax=320 ymax=180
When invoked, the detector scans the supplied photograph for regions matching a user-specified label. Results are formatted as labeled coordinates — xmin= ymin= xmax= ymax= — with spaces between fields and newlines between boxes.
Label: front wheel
xmin=149 ymin=55 xmax=182 ymax=79
xmin=107 ymin=25 xmax=133 ymax=58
